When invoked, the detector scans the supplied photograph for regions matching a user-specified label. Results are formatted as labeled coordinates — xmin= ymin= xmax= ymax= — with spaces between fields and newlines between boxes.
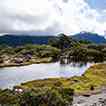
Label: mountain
xmin=0 ymin=35 xmax=55 ymax=46
xmin=72 ymin=32 xmax=106 ymax=44
xmin=0 ymin=32 xmax=106 ymax=46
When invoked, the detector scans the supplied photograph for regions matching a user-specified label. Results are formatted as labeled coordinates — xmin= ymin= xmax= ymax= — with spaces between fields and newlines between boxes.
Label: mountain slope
xmin=72 ymin=32 xmax=106 ymax=44
xmin=0 ymin=35 xmax=55 ymax=46
xmin=0 ymin=32 xmax=106 ymax=46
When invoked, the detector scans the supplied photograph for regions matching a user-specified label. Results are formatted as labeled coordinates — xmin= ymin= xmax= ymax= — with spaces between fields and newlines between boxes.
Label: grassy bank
xmin=21 ymin=63 xmax=106 ymax=93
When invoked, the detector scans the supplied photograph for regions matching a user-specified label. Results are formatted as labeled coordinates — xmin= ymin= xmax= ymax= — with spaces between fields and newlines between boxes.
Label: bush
xmin=0 ymin=87 xmax=74 ymax=106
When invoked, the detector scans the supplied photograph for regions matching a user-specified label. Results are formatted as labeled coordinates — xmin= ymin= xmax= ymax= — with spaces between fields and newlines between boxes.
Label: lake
xmin=0 ymin=62 xmax=93 ymax=89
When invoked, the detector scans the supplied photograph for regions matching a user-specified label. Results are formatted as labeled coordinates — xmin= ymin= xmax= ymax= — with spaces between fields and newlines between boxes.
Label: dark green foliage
xmin=0 ymin=89 xmax=20 ymax=105
xmin=0 ymin=35 xmax=56 ymax=46
xmin=0 ymin=44 xmax=60 ymax=65
xmin=60 ymin=44 xmax=106 ymax=64
xmin=48 ymin=33 xmax=78 ymax=50
xmin=0 ymin=87 xmax=74 ymax=106
xmin=69 ymin=47 xmax=88 ymax=62
xmin=79 ymin=40 xmax=92 ymax=44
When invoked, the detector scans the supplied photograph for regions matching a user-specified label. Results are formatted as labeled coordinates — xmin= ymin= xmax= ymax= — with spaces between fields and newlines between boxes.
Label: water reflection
xmin=60 ymin=62 xmax=91 ymax=67
xmin=0 ymin=62 xmax=93 ymax=89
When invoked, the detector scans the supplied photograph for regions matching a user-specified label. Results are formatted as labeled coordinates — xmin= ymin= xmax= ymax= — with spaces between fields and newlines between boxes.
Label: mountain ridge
xmin=0 ymin=32 xmax=105 ymax=46
xmin=72 ymin=32 xmax=106 ymax=44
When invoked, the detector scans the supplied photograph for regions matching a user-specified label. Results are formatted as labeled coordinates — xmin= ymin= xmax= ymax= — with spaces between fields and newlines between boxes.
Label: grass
xmin=21 ymin=63 xmax=106 ymax=93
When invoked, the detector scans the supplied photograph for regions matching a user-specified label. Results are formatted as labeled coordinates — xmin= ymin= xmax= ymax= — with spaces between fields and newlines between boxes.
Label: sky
xmin=0 ymin=0 xmax=106 ymax=36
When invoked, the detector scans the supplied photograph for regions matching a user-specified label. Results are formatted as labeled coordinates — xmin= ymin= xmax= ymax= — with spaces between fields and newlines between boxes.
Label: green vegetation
xmin=70 ymin=64 xmax=106 ymax=93
xmin=78 ymin=40 xmax=92 ymax=44
xmin=48 ymin=33 xmax=106 ymax=64
xmin=63 ymin=45 xmax=105 ymax=63
xmin=0 ymin=34 xmax=106 ymax=66
xmin=48 ymin=33 xmax=78 ymax=50
xmin=0 ymin=44 xmax=60 ymax=67
xmin=0 ymin=87 xmax=74 ymax=106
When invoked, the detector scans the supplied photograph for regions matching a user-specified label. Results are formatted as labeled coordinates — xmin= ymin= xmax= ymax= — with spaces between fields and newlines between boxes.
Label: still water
xmin=0 ymin=62 xmax=93 ymax=89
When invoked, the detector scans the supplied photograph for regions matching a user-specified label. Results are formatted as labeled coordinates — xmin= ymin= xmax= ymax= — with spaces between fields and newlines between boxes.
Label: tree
xmin=48 ymin=33 xmax=78 ymax=50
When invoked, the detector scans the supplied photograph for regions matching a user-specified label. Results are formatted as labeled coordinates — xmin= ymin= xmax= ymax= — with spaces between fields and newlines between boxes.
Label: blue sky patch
xmin=86 ymin=0 xmax=106 ymax=10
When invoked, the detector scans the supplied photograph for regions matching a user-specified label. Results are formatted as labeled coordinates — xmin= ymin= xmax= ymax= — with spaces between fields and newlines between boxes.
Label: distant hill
xmin=72 ymin=32 xmax=106 ymax=44
xmin=0 ymin=35 xmax=55 ymax=46
xmin=0 ymin=32 xmax=106 ymax=46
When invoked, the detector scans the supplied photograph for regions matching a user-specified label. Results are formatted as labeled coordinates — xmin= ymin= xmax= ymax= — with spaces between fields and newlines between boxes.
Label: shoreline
xmin=0 ymin=63 xmax=106 ymax=105
xmin=0 ymin=57 xmax=53 ymax=68
xmin=0 ymin=60 xmax=100 ymax=68
xmin=0 ymin=63 xmax=106 ymax=94
xmin=0 ymin=63 xmax=105 ymax=92
xmin=19 ymin=63 xmax=106 ymax=93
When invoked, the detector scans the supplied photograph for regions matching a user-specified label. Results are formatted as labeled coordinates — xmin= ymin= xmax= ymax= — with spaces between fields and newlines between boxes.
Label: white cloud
xmin=0 ymin=0 xmax=106 ymax=35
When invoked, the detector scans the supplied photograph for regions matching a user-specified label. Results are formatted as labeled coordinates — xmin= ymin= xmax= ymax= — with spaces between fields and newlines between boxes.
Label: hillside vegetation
xmin=0 ymin=44 xmax=60 ymax=67
xmin=0 ymin=32 xmax=105 ymax=46
xmin=48 ymin=34 xmax=106 ymax=64
xmin=0 ymin=34 xmax=106 ymax=67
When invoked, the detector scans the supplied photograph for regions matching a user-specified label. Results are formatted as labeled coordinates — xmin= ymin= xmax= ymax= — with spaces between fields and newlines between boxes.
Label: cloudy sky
xmin=0 ymin=0 xmax=106 ymax=35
